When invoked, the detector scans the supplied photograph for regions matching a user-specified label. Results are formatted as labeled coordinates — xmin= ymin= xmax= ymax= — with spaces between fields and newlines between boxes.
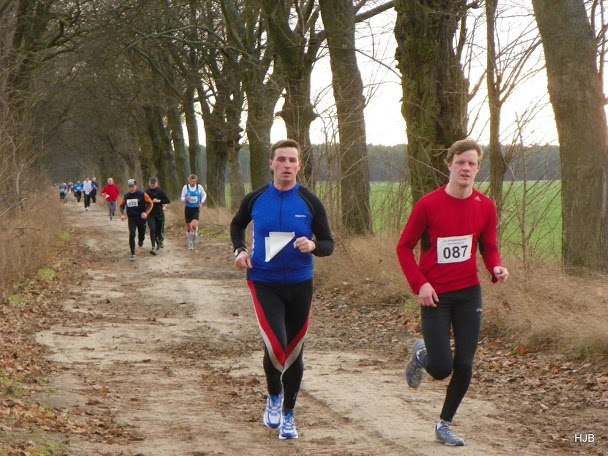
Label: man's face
xmin=188 ymin=178 xmax=197 ymax=187
xmin=447 ymin=150 xmax=480 ymax=188
xmin=269 ymin=147 xmax=301 ymax=187
xmin=128 ymin=184 xmax=137 ymax=193
xmin=149 ymin=181 xmax=158 ymax=189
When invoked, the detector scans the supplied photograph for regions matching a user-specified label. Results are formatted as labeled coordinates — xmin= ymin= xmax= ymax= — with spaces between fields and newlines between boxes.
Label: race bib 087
xmin=437 ymin=235 xmax=473 ymax=264
xmin=126 ymin=199 xmax=138 ymax=207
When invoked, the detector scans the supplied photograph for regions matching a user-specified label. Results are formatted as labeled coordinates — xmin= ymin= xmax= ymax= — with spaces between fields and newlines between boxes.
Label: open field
xmin=316 ymin=180 xmax=563 ymax=261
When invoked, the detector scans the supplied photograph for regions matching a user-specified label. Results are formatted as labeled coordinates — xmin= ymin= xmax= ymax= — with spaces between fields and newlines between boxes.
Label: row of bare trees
xmin=392 ymin=0 xmax=607 ymax=274
xmin=1 ymin=0 xmax=607 ymax=273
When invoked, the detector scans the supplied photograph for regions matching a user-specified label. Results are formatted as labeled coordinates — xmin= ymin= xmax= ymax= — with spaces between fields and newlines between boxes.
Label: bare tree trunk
xmin=244 ymin=66 xmax=283 ymax=189
xmin=486 ymin=0 xmax=508 ymax=218
xmin=167 ymin=104 xmax=188 ymax=192
xmin=246 ymin=94 xmax=275 ymax=189
xmin=227 ymin=146 xmax=245 ymax=212
xmin=143 ymin=106 xmax=162 ymax=179
xmin=532 ymin=0 xmax=608 ymax=273
xmin=144 ymin=105 xmax=178 ymax=192
xmin=261 ymin=0 xmax=321 ymax=187
xmin=319 ymin=0 xmax=371 ymax=234
xmin=136 ymin=130 xmax=151 ymax=185
xmin=183 ymin=87 xmax=200 ymax=179
xmin=221 ymin=0 xmax=284 ymax=190
xmin=226 ymin=82 xmax=245 ymax=211
xmin=204 ymin=126 xmax=228 ymax=208
xmin=394 ymin=0 xmax=468 ymax=203
xmin=280 ymin=76 xmax=316 ymax=186
xmin=197 ymin=53 xmax=244 ymax=209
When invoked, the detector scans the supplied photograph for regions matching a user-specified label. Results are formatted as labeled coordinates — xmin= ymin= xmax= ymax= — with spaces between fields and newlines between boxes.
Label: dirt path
xmin=31 ymin=201 xmax=600 ymax=455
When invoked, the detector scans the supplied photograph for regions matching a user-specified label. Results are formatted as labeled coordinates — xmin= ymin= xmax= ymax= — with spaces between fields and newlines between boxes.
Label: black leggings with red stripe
xmin=249 ymin=280 xmax=313 ymax=411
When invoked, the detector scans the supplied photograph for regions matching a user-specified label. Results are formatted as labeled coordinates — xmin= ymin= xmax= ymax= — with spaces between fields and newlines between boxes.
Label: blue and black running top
xmin=230 ymin=183 xmax=334 ymax=284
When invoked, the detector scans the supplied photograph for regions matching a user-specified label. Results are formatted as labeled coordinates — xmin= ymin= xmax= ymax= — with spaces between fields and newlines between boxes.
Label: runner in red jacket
xmin=100 ymin=178 xmax=120 ymax=221
xmin=396 ymin=138 xmax=509 ymax=447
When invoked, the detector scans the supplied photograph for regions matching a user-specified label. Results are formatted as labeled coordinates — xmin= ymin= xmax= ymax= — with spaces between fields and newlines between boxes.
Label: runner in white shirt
xmin=180 ymin=174 xmax=207 ymax=250
xmin=82 ymin=177 xmax=93 ymax=211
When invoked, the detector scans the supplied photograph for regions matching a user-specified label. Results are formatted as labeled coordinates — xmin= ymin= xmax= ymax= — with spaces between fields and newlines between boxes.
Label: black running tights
xmin=147 ymin=215 xmax=163 ymax=248
xmin=421 ymin=285 xmax=482 ymax=423
xmin=128 ymin=218 xmax=146 ymax=254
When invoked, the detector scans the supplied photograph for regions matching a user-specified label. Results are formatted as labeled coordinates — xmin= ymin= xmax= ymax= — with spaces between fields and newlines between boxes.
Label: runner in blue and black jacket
xmin=230 ymin=139 xmax=334 ymax=441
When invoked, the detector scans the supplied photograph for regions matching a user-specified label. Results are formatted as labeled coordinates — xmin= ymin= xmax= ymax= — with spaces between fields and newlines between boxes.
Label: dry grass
xmin=314 ymin=233 xmax=407 ymax=302
xmin=163 ymin=204 xmax=234 ymax=241
xmin=199 ymin=208 xmax=607 ymax=360
xmin=483 ymin=261 xmax=608 ymax=358
xmin=0 ymin=188 xmax=64 ymax=299
xmin=316 ymin=234 xmax=608 ymax=360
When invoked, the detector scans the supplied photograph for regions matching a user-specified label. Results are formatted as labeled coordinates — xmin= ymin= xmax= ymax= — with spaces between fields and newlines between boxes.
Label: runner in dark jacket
xmin=144 ymin=177 xmax=170 ymax=254
xmin=119 ymin=179 xmax=153 ymax=261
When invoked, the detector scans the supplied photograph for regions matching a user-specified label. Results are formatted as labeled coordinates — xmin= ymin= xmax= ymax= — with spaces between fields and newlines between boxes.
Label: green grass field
xmin=226 ymin=179 xmax=562 ymax=260
xmin=361 ymin=180 xmax=562 ymax=259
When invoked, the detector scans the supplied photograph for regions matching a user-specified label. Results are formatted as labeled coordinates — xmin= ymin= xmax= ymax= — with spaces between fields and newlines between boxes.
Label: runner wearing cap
xmin=119 ymin=179 xmax=154 ymax=260
xmin=144 ymin=177 xmax=170 ymax=254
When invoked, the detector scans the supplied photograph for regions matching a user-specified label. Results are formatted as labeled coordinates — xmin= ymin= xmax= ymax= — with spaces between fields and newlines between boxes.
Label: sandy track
xmin=33 ymin=202 xmax=578 ymax=455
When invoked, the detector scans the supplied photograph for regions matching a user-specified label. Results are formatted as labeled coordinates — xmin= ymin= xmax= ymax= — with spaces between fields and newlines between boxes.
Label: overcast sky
xmin=270 ymin=1 xmax=566 ymax=147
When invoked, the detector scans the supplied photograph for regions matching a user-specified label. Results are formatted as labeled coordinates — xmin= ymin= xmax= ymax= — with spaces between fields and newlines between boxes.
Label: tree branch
xmin=354 ymin=1 xmax=394 ymax=23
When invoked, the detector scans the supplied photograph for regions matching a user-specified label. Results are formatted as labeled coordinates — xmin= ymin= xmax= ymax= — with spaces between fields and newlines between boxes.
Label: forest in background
xmin=55 ymin=143 xmax=558 ymax=184
xmin=230 ymin=143 xmax=562 ymax=183
xmin=1 ymin=1 xmax=606 ymax=277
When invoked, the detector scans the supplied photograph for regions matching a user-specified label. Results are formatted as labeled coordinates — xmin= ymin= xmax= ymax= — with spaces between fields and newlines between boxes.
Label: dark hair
xmin=445 ymin=138 xmax=483 ymax=165
xmin=270 ymin=139 xmax=301 ymax=160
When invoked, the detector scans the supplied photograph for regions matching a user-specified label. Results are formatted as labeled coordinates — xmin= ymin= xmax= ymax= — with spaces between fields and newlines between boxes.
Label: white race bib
xmin=437 ymin=235 xmax=473 ymax=264
xmin=126 ymin=198 xmax=138 ymax=207
xmin=187 ymin=196 xmax=198 ymax=203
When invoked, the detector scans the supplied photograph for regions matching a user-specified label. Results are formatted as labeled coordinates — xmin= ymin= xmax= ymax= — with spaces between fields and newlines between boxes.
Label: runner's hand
xmin=235 ymin=251 xmax=252 ymax=270
xmin=493 ymin=266 xmax=509 ymax=283
xmin=293 ymin=237 xmax=315 ymax=253
xmin=418 ymin=283 xmax=439 ymax=307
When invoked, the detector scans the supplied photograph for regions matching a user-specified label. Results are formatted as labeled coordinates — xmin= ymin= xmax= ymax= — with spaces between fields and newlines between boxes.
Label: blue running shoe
xmin=279 ymin=410 xmax=298 ymax=440
xmin=435 ymin=420 xmax=465 ymax=446
xmin=405 ymin=339 xmax=426 ymax=388
xmin=262 ymin=393 xmax=283 ymax=429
